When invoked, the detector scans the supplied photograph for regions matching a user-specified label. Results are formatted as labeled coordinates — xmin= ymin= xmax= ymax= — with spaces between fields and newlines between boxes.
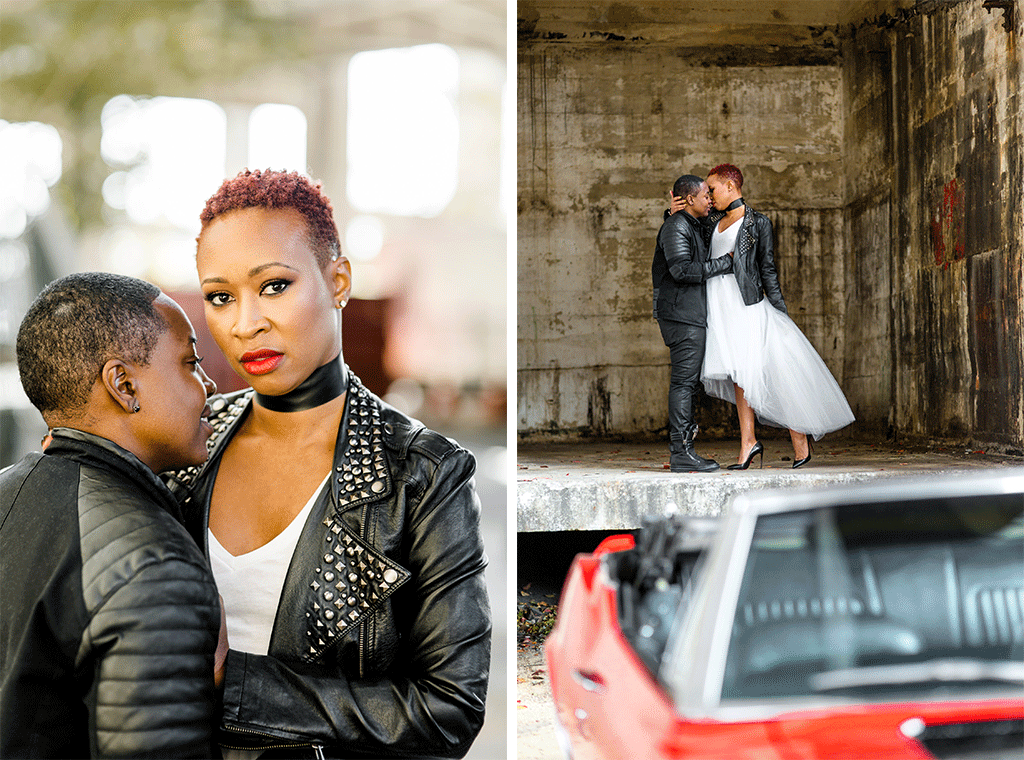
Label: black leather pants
xmin=658 ymin=319 xmax=706 ymax=440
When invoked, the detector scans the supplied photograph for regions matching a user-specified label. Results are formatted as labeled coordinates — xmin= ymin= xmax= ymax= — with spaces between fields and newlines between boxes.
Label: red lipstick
xmin=240 ymin=349 xmax=284 ymax=376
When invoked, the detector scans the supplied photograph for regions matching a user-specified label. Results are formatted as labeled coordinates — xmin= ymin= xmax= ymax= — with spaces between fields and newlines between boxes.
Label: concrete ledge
xmin=517 ymin=439 xmax=1023 ymax=532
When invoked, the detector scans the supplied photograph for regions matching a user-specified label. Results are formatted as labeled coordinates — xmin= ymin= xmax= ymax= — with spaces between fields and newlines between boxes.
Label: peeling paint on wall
xmin=930 ymin=178 xmax=965 ymax=269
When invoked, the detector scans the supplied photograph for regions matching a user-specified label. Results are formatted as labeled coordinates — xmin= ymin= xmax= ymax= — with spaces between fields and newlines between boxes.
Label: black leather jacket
xmin=0 ymin=429 xmax=221 ymax=759
xmin=705 ymin=205 xmax=787 ymax=313
xmin=165 ymin=373 xmax=490 ymax=759
xmin=652 ymin=210 xmax=733 ymax=326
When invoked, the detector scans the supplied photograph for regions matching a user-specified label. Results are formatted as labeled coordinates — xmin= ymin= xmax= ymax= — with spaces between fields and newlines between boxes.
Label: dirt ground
xmin=516 ymin=643 xmax=563 ymax=760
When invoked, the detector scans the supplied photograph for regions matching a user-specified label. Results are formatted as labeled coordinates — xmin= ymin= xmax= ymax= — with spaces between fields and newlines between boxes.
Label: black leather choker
xmin=725 ymin=197 xmax=745 ymax=212
xmin=255 ymin=356 xmax=348 ymax=412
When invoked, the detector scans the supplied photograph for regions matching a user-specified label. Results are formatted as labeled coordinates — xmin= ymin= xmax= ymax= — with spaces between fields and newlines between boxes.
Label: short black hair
xmin=16 ymin=272 xmax=166 ymax=419
xmin=672 ymin=174 xmax=705 ymax=199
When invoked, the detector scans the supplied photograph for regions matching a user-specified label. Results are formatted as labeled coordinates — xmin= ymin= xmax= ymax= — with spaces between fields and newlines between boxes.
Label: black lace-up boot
xmin=669 ymin=424 xmax=719 ymax=473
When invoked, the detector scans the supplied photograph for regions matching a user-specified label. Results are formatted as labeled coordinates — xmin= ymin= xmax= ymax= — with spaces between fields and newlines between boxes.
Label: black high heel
xmin=727 ymin=441 xmax=763 ymax=470
xmin=792 ymin=439 xmax=813 ymax=469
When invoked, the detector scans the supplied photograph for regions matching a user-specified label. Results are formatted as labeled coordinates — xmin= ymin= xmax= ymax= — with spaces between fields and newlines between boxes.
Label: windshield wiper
xmin=810 ymin=658 xmax=1024 ymax=692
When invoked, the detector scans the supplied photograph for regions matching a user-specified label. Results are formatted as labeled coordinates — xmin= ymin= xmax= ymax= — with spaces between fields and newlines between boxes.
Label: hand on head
xmin=669 ymin=175 xmax=711 ymax=219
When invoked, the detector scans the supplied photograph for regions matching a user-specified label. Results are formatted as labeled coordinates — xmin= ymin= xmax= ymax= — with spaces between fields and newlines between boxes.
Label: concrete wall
xmin=518 ymin=46 xmax=847 ymax=439
xmin=843 ymin=1 xmax=1023 ymax=445
xmin=518 ymin=0 xmax=1023 ymax=449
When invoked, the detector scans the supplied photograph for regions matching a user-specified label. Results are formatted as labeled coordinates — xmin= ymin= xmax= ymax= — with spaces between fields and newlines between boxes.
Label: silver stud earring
xmin=132 ymin=402 xmax=140 ymax=413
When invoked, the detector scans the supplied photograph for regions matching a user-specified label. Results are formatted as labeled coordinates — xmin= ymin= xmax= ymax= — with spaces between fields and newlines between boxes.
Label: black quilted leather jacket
xmin=652 ymin=210 xmax=733 ymax=326
xmin=0 ymin=429 xmax=221 ymax=759
xmin=165 ymin=372 xmax=491 ymax=759
xmin=705 ymin=205 xmax=788 ymax=313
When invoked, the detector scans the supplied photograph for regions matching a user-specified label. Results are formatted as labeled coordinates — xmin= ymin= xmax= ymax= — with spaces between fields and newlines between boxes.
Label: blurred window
xmin=345 ymin=214 xmax=385 ymax=262
xmin=501 ymin=81 xmax=512 ymax=221
xmin=248 ymin=103 xmax=307 ymax=173
xmin=347 ymin=44 xmax=459 ymax=218
xmin=0 ymin=120 xmax=62 ymax=239
xmin=100 ymin=95 xmax=226 ymax=231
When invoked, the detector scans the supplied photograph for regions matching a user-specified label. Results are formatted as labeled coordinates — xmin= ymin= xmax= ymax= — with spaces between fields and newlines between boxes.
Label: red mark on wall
xmin=930 ymin=178 xmax=965 ymax=270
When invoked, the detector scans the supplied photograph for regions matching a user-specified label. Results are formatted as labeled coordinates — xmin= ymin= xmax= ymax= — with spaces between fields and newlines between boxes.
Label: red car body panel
xmin=547 ymin=551 xmax=684 ymax=760
xmin=546 ymin=544 xmax=1024 ymax=760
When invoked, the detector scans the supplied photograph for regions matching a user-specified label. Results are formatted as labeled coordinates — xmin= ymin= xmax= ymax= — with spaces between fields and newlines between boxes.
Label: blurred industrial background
xmin=1 ymin=1 xmax=508 ymax=756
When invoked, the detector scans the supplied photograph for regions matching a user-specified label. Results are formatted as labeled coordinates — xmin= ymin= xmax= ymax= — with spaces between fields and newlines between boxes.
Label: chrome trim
xmin=899 ymin=717 xmax=925 ymax=738
xmin=571 ymin=670 xmax=606 ymax=694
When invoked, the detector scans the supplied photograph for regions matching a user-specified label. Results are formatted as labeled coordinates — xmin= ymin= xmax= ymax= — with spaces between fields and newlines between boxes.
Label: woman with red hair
xmin=166 ymin=169 xmax=490 ymax=759
xmin=676 ymin=164 xmax=854 ymax=469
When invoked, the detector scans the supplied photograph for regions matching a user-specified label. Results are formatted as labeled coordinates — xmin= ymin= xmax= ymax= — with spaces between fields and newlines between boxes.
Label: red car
xmin=546 ymin=470 xmax=1024 ymax=759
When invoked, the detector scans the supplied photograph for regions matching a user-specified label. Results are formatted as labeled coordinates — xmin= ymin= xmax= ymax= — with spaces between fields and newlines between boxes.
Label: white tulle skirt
xmin=702 ymin=273 xmax=855 ymax=439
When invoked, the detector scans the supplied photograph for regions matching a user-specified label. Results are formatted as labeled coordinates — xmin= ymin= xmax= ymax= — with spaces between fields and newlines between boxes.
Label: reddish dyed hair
xmin=708 ymin=163 xmax=744 ymax=189
xmin=199 ymin=169 xmax=341 ymax=265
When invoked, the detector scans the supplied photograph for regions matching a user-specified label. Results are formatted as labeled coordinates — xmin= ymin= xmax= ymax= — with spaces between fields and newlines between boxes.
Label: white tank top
xmin=711 ymin=216 xmax=742 ymax=259
xmin=209 ymin=472 xmax=329 ymax=656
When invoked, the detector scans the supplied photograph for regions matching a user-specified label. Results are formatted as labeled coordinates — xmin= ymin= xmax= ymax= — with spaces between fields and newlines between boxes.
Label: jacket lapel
xmin=331 ymin=377 xmax=393 ymax=513
xmin=303 ymin=376 xmax=409 ymax=663
xmin=301 ymin=512 xmax=410 ymax=662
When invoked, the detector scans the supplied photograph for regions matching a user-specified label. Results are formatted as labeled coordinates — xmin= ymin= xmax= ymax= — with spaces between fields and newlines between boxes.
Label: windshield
xmin=721 ymin=493 xmax=1023 ymax=700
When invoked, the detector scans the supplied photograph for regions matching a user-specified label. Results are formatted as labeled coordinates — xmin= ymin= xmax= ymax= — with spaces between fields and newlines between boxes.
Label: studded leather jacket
xmin=1 ymin=429 xmax=220 ymax=759
xmin=164 ymin=373 xmax=490 ymax=759
xmin=705 ymin=205 xmax=787 ymax=313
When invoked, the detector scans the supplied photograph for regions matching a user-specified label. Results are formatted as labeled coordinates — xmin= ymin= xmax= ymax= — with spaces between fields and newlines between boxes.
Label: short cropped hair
xmin=672 ymin=174 xmax=705 ymax=200
xmin=199 ymin=169 xmax=341 ymax=266
xmin=708 ymin=163 xmax=744 ymax=189
xmin=16 ymin=272 xmax=165 ymax=419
